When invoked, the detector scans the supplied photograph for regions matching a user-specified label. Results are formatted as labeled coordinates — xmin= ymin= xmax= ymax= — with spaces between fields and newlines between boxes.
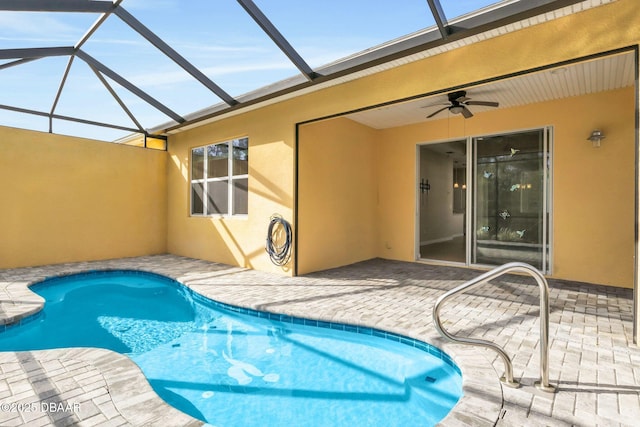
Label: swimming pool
xmin=0 ymin=270 xmax=462 ymax=426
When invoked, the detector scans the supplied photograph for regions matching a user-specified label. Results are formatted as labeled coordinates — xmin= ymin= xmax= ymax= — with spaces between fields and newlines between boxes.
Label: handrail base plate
xmin=500 ymin=377 xmax=520 ymax=388
xmin=534 ymin=381 xmax=557 ymax=393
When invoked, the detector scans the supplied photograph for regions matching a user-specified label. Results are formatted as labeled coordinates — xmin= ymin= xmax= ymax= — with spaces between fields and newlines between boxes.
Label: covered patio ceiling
xmin=346 ymin=50 xmax=636 ymax=129
xmin=0 ymin=0 xmax=592 ymax=142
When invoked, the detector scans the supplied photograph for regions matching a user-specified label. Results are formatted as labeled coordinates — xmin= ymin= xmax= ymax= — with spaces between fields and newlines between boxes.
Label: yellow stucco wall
xmin=0 ymin=1 xmax=635 ymax=288
xmin=0 ymin=126 xmax=167 ymax=268
xmin=166 ymin=106 xmax=295 ymax=273
xmin=553 ymin=88 xmax=635 ymax=287
xmin=372 ymin=87 xmax=635 ymax=287
xmin=298 ymin=87 xmax=635 ymax=287
xmin=298 ymin=118 xmax=378 ymax=273
xmin=161 ymin=0 xmax=639 ymax=284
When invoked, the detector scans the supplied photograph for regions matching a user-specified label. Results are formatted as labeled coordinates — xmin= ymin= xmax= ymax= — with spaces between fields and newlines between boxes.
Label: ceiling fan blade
xmin=455 ymin=96 xmax=470 ymax=103
xmin=461 ymin=106 xmax=473 ymax=119
xmin=466 ymin=100 xmax=499 ymax=107
xmin=426 ymin=106 xmax=449 ymax=118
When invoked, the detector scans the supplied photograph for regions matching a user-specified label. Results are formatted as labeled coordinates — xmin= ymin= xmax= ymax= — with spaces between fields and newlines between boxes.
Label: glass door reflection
xmin=472 ymin=129 xmax=550 ymax=271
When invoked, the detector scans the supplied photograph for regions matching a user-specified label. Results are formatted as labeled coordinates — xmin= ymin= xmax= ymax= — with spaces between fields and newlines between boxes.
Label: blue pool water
xmin=0 ymin=271 xmax=462 ymax=426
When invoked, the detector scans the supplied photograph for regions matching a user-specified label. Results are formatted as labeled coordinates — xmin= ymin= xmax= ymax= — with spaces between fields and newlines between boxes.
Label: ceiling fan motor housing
xmin=448 ymin=90 xmax=468 ymax=102
xmin=447 ymin=91 xmax=468 ymax=115
xmin=425 ymin=90 xmax=498 ymax=119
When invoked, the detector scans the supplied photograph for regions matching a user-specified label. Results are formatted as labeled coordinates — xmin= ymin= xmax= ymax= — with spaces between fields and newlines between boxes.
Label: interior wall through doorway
xmin=419 ymin=140 xmax=467 ymax=263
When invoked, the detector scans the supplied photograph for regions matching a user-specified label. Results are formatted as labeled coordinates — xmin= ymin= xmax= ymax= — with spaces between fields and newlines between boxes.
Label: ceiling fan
xmin=424 ymin=90 xmax=499 ymax=119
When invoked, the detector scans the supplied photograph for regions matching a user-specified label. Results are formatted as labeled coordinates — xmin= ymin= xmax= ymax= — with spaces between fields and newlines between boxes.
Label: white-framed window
xmin=190 ymin=137 xmax=248 ymax=216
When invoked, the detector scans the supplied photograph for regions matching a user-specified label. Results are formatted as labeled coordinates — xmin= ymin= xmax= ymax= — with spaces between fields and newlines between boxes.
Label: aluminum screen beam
xmin=89 ymin=64 xmax=145 ymax=132
xmin=75 ymin=49 xmax=185 ymax=125
xmin=0 ymin=0 xmax=114 ymax=13
xmin=0 ymin=103 xmax=141 ymax=134
xmin=0 ymin=46 xmax=75 ymax=60
xmin=0 ymin=0 xmax=590 ymax=138
xmin=426 ymin=0 xmax=450 ymax=38
xmin=159 ymin=0 xmax=586 ymax=133
xmin=75 ymin=0 xmax=123 ymax=51
xmin=114 ymin=6 xmax=238 ymax=106
xmin=236 ymin=0 xmax=316 ymax=80
xmin=49 ymin=56 xmax=74 ymax=123
xmin=323 ymin=0 xmax=587 ymax=75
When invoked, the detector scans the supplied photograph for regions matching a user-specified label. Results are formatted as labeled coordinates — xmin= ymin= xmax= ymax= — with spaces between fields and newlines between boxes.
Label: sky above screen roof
xmin=0 ymin=1 xmax=552 ymax=141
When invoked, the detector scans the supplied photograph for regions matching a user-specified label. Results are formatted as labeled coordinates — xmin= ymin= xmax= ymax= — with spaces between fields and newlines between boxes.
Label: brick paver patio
xmin=1 ymin=255 xmax=638 ymax=426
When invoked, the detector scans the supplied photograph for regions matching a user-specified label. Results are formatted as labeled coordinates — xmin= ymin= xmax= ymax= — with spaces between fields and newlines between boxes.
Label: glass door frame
xmin=415 ymin=138 xmax=469 ymax=265
xmin=470 ymin=126 xmax=553 ymax=274
xmin=417 ymin=126 xmax=553 ymax=274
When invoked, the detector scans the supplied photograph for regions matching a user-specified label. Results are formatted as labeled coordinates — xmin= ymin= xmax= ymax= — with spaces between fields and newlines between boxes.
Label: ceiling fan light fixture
xmin=426 ymin=90 xmax=498 ymax=119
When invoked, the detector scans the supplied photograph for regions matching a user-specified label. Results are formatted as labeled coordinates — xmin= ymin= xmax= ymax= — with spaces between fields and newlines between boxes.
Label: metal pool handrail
xmin=433 ymin=262 xmax=556 ymax=392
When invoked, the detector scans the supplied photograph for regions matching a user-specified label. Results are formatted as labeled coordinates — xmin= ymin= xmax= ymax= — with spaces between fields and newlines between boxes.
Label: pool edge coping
xmin=1 ymin=266 xmax=504 ymax=427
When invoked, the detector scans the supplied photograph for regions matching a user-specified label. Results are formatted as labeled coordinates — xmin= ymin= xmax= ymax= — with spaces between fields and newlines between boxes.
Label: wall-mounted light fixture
xmin=587 ymin=129 xmax=605 ymax=147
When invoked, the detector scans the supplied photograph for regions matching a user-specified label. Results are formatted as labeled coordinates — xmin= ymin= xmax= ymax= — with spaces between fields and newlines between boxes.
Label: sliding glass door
xmin=472 ymin=129 xmax=551 ymax=271
xmin=419 ymin=128 xmax=552 ymax=273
